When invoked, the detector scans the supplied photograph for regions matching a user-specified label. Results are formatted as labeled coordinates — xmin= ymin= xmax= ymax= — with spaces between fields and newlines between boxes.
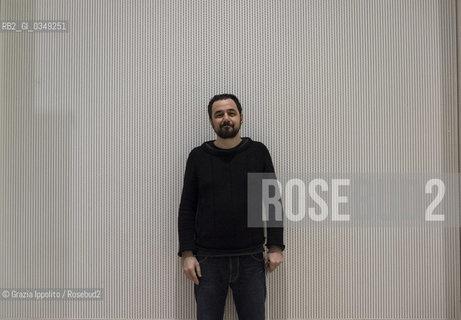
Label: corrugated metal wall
xmin=0 ymin=0 xmax=459 ymax=319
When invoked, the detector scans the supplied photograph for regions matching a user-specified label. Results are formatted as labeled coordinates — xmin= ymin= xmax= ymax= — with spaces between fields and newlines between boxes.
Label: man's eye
xmin=215 ymin=114 xmax=223 ymax=118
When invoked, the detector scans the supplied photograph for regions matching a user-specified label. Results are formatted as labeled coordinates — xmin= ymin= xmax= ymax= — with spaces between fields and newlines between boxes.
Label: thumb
xmin=196 ymin=262 xmax=202 ymax=278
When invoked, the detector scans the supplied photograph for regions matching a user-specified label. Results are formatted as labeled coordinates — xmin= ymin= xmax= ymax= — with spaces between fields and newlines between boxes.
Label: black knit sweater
xmin=177 ymin=137 xmax=285 ymax=256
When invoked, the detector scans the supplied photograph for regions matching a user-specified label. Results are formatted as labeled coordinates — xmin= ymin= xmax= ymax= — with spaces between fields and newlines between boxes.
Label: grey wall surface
xmin=0 ymin=0 xmax=459 ymax=319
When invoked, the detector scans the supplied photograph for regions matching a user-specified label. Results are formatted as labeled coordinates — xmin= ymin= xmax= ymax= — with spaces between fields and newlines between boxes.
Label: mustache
xmin=220 ymin=122 xmax=233 ymax=128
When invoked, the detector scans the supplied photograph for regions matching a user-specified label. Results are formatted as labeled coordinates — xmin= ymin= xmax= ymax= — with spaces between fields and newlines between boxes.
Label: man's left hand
xmin=265 ymin=248 xmax=283 ymax=272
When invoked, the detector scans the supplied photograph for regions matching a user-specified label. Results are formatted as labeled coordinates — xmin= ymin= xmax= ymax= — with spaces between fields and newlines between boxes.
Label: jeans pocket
xmin=249 ymin=253 xmax=264 ymax=262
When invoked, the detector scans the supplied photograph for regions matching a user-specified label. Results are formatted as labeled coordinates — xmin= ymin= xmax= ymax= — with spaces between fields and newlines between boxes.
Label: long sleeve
xmin=262 ymin=145 xmax=285 ymax=251
xmin=177 ymin=151 xmax=198 ymax=256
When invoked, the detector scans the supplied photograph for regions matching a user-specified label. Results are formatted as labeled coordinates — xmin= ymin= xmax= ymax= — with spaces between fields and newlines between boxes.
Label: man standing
xmin=178 ymin=94 xmax=284 ymax=320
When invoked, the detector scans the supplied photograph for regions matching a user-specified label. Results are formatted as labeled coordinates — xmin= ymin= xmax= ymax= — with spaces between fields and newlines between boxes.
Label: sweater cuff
xmin=178 ymin=245 xmax=196 ymax=257
xmin=265 ymin=243 xmax=285 ymax=251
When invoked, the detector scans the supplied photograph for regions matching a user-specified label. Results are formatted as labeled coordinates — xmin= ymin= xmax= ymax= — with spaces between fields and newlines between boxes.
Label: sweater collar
xmin=201 ymin=137 xmax=252 ymax=155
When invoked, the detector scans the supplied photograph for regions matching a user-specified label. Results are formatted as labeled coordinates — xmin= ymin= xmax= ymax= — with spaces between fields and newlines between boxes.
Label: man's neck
xmin=213 ymin=136 xmax=242 ymax=149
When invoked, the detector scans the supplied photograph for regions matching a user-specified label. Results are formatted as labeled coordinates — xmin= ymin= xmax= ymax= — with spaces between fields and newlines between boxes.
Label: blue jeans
xmin=194 ymin=253 xmax=266 ymax=320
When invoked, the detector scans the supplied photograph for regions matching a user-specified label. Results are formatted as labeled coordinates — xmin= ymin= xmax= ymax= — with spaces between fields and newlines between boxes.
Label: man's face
xmin=209 ymin=99 xmax=243 ymax=139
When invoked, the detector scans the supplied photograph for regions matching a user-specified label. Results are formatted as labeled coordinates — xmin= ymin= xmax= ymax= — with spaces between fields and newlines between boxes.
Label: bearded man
xmin=178 ymin=93 xmax=285 ymax=320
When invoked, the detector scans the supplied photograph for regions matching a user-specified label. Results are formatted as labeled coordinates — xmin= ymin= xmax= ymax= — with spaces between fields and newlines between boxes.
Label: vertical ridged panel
xmin=0 ymin=0 xmax=459 ymax=319
xmin=2 ymin=0 xmax=69 ymax=318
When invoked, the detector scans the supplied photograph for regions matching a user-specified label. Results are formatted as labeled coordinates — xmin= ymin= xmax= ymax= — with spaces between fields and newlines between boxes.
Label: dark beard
xmin=214 ymin=123 xmax=240 ymax=139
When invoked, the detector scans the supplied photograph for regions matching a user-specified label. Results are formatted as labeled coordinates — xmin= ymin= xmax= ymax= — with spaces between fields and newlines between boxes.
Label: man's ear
xmin=240 ymin=113 xmax=243 ymax=123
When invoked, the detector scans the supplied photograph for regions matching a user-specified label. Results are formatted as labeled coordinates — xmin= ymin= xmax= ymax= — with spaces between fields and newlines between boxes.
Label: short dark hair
xmin=207 ymin=94 xmax=242 ymax=119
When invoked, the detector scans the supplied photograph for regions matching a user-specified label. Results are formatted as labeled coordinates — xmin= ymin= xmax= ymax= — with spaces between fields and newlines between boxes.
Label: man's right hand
xmin=181 ymin=251 xmax=202 ymax=285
